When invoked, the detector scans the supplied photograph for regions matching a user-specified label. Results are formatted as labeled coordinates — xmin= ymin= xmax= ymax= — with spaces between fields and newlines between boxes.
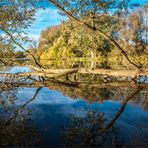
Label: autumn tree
xmin=47 ymin=0 xmax=142 ymax=69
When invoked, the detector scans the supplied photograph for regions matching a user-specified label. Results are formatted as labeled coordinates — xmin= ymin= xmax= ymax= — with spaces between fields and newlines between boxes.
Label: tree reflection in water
xmin=65 ymin=110 xmax=125 ymax=147
xmin=64 ymin=90 xmax=147 ymax=147
xmin=0 ymin=87 xmax=41 ymax=147
xmin=0 ymin=82 xmax=148 ymax=147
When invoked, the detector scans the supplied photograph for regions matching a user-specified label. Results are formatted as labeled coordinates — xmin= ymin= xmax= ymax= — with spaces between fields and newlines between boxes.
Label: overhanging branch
xmin=48 ymin=0 xmax=140 ymax=69
xmin=0 ymin=26 xmax=44 ymax=69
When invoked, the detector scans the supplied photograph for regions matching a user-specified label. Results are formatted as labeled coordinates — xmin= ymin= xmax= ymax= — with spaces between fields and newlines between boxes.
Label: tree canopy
xmin=0 ymin=0 xmax=148 ymax=69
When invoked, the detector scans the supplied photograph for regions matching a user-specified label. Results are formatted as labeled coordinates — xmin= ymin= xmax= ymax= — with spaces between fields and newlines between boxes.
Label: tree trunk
xmin=90 ymin=48 xmax=96 ymax=68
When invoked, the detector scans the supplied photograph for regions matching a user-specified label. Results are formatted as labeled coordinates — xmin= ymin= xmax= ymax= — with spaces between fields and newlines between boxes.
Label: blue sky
xmin=28 ymin=1 xmax=66 ymax=41
xmin=28 ymin=7 xmax=66 ymax=41
xmin=28 ymin=0 xmax=148 ymax=42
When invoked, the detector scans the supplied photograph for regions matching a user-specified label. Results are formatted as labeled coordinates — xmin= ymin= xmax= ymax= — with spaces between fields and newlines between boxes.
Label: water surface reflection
xmin=0 ymin=84 xmax=148 ymax=147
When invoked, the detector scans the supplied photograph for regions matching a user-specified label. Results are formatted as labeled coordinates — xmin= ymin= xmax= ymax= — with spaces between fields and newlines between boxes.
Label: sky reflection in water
xmin=0 ymin=86 xmax=148 ymax=147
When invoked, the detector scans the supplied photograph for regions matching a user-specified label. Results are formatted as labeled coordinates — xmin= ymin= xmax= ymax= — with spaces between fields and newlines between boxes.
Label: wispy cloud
xmin=28 ymin=7 xmax=67 ymax=41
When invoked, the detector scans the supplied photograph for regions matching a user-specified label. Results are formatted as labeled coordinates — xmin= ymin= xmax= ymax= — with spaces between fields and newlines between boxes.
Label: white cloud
xmin=34 ymin=8 xmax=64 ymax=22
xmin=1 ymin=6 xmax=66 ymax=46
xmin=16 ymin=87 xmax=79 ymax=105
xmin=29 ymin=34 xmax=40 ymax=41
xmin=28 ymin=7 xmax=67 ymax=41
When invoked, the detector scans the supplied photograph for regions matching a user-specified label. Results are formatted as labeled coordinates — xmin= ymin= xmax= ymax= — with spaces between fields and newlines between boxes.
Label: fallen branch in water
xmin=30 ymin=66 xmax=148 ymax=77
xmin=0 ymin=68 xmax=79 ymax=78
xmin=79 ymin=68 xmax=148 ymax=78
xmin=1 ymin=68 xmax=148 ymax=78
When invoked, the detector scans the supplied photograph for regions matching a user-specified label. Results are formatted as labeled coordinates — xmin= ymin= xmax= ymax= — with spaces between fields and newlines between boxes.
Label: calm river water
xmin=0 ymin=67 xmax=148 ymax=147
